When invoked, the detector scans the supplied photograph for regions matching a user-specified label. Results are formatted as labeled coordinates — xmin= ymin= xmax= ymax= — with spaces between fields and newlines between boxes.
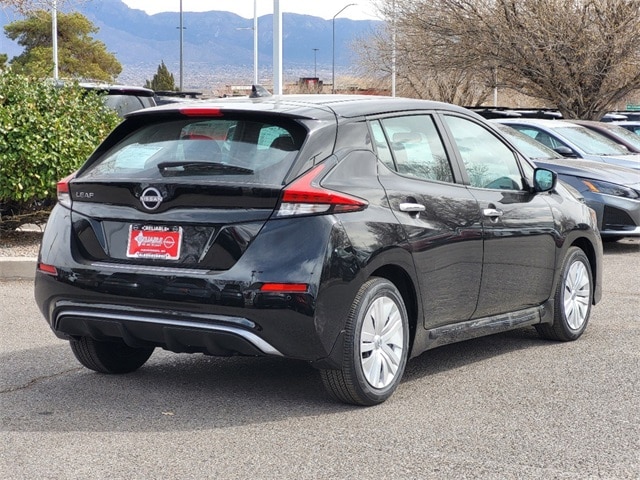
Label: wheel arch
xmin=369 ymin=263 xmax=419 ymax=353
xmin=569 ymin=235 xmax=601 ymax=305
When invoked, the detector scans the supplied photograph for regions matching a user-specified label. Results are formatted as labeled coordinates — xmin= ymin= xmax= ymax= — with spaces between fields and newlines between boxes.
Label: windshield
xmin=616 ymin=123 xmax=640 ymax=135
xmin=602 ymin=124 xmax=640 ymax=150
xmin=80 ymin=117 xmax=305 ymax=185
xmin=555 ymin=126 xmax=630 ymax=156
xmin=495 ymin=124 xmax=562 ymax=160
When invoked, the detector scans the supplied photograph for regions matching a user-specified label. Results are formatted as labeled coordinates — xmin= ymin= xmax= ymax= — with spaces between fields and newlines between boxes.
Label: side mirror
xmin=554 ymin=146 xmax=578 ymax=158
xmin=534 ymin=168 xmax=557 ymax=192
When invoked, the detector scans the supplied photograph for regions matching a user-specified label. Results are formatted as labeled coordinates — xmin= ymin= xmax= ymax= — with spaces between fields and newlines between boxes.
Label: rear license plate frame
xmin=126 ymin=225 xmax=183 ymax=260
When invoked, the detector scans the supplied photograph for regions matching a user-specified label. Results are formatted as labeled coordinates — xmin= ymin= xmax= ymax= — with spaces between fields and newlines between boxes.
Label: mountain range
xmin=0 ymin=0 xmax=383 ymax=90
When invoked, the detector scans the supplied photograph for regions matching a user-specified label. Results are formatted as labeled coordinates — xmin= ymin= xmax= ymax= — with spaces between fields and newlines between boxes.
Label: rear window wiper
xmin=157 ymin=161 xmax=254 ymax=175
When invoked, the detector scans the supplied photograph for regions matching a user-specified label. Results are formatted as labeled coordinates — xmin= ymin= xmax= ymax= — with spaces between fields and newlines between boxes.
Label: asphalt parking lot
xmin=1 ymin=239 xmax=638 ymax=479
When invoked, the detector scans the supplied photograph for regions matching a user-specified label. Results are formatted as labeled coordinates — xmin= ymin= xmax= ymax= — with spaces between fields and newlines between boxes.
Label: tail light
xmin=276 ymin=164 xmax=367 ymax=217
xmin=57 ymin=172 xmax=76 ymax=208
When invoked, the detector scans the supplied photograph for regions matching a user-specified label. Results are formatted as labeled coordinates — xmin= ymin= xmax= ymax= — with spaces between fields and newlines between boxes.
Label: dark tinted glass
xmin=374 ymin=115 xmax=454 ymax=183
xmin=80 ymin=117 xmax=304 ymax=185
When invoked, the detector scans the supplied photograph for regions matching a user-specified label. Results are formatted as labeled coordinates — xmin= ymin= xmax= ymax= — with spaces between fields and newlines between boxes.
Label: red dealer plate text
xmin=126 ymin=225 xmax=182 ymax=260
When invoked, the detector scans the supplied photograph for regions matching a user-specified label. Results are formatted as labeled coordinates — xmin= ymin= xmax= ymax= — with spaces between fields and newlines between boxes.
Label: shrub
xmin=0 ymin=73 xmax=120 ymax=232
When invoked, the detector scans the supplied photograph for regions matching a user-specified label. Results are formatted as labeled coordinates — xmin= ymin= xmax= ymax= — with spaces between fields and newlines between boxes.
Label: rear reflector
xmin=277 ymin=164 xmax=367 ymax=217
xmin=37 ymin=263 xmax=58 ymax=276
xmin=260 ymin=283 xmax=309 ymax=293
xmin=180 ymin=107 xmax=223 ymax=117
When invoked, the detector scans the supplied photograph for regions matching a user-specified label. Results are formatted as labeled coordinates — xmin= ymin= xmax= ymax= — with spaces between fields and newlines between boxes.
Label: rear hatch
xmin=67 ymin=109 xmax=308 ymax=271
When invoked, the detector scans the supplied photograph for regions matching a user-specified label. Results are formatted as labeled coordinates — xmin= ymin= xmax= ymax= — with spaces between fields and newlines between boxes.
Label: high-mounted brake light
xmin=277 ymin=164 xmax=368 ymax=217
xmin=57 ymin=172 xmax=76 ymax=208
xmin=179 ymin=107 xmax=224 ymax=117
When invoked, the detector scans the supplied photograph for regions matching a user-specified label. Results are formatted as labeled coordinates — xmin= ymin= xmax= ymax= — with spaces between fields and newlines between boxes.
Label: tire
xmin=321 ymin=277 xmax=409 ymax=406
xmin=536 ymin=247 xmax=593 ymax=341
xmin=69 ymin=336 xmax=154 ymax=374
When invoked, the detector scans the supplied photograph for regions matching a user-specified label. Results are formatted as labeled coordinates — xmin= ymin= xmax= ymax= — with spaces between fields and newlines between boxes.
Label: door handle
xmin=483 ymin=208 xmax=504 ymax=218
xmin=399 ymin=203 xmax=426 ymax=213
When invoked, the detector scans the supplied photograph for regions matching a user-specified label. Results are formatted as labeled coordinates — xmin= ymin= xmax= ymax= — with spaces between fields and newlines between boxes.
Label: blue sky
xmin=121 ymin=0 xmax=381 ymax=20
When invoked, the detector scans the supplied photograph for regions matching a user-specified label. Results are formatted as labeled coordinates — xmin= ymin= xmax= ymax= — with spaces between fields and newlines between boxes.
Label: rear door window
xmin=371 ymin=115 xmax=455 ymax=183
xmin=80 ymin=117 xmax=305 ymax=185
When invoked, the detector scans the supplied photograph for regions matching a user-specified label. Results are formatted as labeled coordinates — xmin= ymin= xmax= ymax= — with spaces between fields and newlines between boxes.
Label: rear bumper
xmin=52 ymin=299 xmax=282 ymax=356
xmin=34 ymin=206 xmax=362 ymax=369
xmin=35 ymin=268 xmax=346 ymax=367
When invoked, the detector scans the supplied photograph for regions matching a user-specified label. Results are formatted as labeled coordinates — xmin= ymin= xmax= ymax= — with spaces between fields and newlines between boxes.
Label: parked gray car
xmin=567 ymin=120 xmax=640 ymax=153
xmin=612 ymin=121 xmax=640 ymax=136
xmin=494 ymin=123 xmax=640 ymax=240
xmin=495 ymin=118 xmax=640 ymax=170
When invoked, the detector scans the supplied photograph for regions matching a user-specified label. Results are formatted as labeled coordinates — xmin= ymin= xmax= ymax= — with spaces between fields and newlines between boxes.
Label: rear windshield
xmin=80 ymin=116 xmax=305 ymax=185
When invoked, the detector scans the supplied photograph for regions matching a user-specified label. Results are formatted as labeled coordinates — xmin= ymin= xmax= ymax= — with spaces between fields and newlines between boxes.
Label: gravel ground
xmin=0 ymin=230 xmax=43 ymax=257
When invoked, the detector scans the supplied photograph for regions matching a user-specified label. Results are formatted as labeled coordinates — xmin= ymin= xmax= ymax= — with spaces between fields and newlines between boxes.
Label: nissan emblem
xmin=140 ymin=187 xmax=163 ymax=211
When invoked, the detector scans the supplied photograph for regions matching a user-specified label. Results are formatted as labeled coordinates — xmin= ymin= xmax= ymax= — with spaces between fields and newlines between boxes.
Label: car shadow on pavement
xmin=401 ymin=326 xmax=545 ymax=382
xmin=602 ymin=237 xmax=640 ymax=255
xmin=1 ymin=345 xmax=339 ymax=433
xmin=1 ymin=326 xmax=550 ymax=433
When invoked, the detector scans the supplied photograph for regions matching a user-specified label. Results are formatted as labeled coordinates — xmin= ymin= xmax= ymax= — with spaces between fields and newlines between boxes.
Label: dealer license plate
xmin=126 ymin=225 xmax=182 ymax=260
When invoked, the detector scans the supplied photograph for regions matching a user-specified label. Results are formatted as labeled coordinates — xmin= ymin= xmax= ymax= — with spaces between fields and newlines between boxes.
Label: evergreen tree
xmin=145 ymin=61 xmax=177 ymax=92
xmin=4 ymin=10 xmax=121 ymax=81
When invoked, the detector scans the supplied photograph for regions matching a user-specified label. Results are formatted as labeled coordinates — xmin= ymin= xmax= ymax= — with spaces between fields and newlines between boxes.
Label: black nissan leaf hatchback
xmin=34 ymin=95 xmax=603 ymax=405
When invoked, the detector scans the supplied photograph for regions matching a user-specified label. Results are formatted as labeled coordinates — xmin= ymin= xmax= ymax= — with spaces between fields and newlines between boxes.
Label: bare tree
xmin=367 ymin=0 xmax=640 ymax=118
xmin=356 ymin=4 xmax=491 ymax=105
xmin=1 ymin=0 xmax=84 ymax=13
xmin=2 ymin=0 xmax=54 ymax=13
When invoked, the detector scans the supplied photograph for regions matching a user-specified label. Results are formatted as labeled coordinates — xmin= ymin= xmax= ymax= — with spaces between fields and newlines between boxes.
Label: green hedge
xmin=0 ymin=73 xmax=120 ymax=231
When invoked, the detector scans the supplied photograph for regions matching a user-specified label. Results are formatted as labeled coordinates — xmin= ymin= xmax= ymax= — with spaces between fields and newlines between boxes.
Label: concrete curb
xmin=0 ymin=257 xmax=37 ymax=280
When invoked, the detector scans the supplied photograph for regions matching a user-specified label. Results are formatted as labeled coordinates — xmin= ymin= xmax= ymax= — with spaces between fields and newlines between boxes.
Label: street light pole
xmin=52 ymin=0 xmax=58 ymax=80
xmin=179 ymin=0 xmax=184 ymax=91
xmin=332 ymin=3 xmax=356 ymax=94
xmin=237 ymin=0 xmax=259 ymax=85
xmin=273 ymin=0 xmax=282 ymax=94
xmin=391 ymin=0 xmax=396 ymax=97
xmin=312 ymin=48 xmax=319 ymax=78
xmin=253 ymin=0 xmax=258 ymax=85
